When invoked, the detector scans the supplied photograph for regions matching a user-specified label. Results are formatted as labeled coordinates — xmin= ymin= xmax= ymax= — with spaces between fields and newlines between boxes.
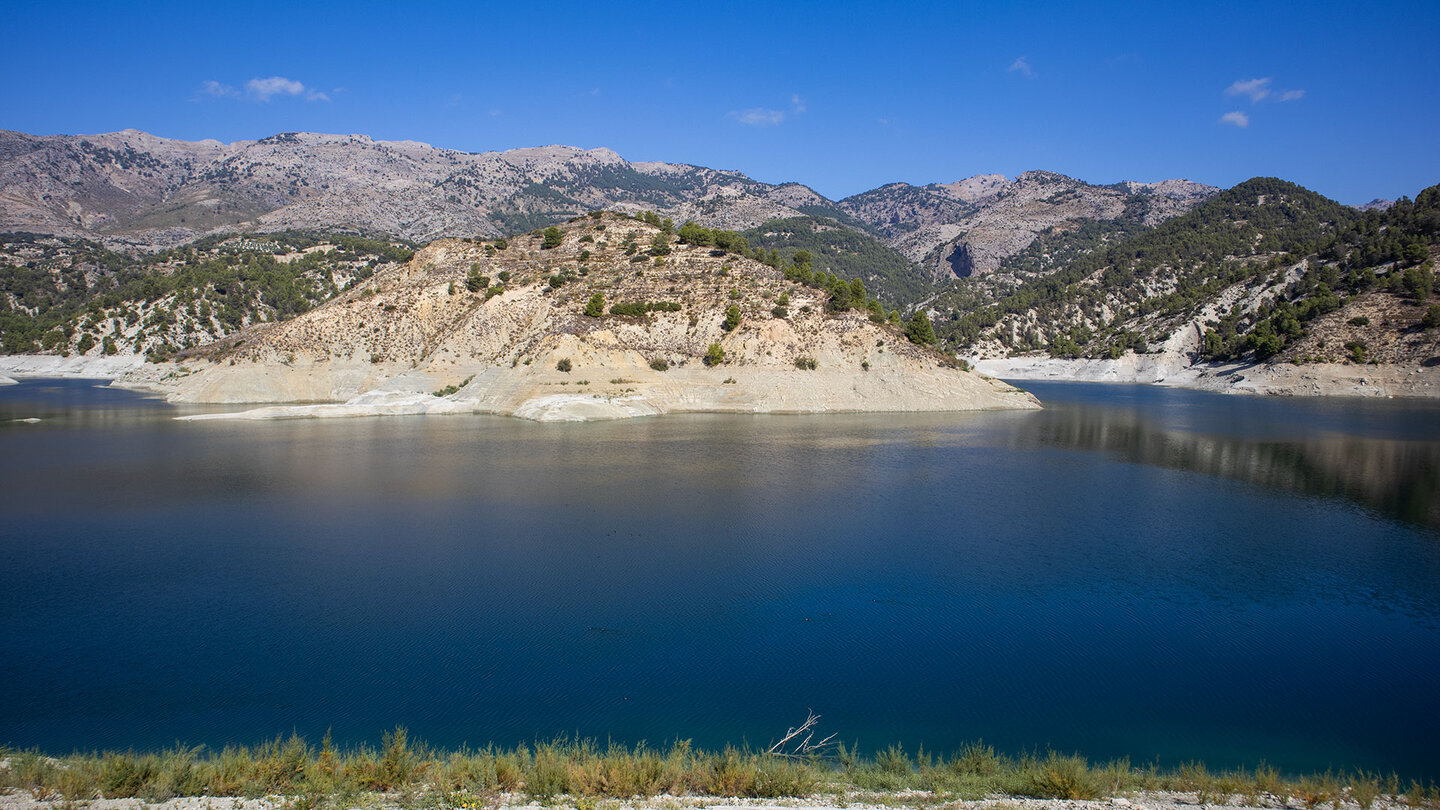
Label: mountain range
xmin=0 ymin=128 xmax=1216 ymax=285
xmin=2 ymin=128 xmax=1436 ymax=400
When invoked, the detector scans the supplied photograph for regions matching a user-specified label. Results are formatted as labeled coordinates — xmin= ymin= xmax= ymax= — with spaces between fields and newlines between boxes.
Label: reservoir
xmin=1 ymin=379 xmax=1437 ymax=778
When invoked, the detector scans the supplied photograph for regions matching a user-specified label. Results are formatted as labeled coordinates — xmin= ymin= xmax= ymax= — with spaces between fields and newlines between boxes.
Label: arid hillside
xmin=132 ymin=212 xmax=1037 ymax=420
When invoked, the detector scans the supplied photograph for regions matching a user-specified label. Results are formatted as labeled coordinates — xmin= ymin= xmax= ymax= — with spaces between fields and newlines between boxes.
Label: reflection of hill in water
xmin=1025 ymin=407 xmax=1440 ymax=529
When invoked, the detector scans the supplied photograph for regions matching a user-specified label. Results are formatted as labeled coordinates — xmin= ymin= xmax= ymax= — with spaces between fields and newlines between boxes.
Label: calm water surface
xmin=1 ymin=378 xmax=1437 ymax=777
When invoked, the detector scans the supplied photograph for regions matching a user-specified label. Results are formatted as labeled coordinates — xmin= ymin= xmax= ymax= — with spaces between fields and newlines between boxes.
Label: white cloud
xmin=728 ymin=94 xmax=806 ymax=127
xmin=1226 ymin=77 xmax=1272 ymax=102
xmin=246 ymin=76 xmax=305 ymax=101
xmin=1008 ymin=56 xmax=1035 ymax=78
xmin=730 ymin=108 xmax=787 ymax=126
xmin=202 ymin=80 xmax=238 ymax=98
xmin=194 ymin=76 xmax=330 ymax=102
xmin=1219 ymin=111 xmax=1250 ymax=128
xmin=201 ymin=76 xmax=329 ymax=102
xmin=1277 ymin=89 xmax=1305 ymax=102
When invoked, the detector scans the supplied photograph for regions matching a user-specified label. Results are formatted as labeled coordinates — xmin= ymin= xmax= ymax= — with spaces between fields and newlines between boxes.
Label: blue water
xmin=1 ymin=378 xmax=1437 ymax=778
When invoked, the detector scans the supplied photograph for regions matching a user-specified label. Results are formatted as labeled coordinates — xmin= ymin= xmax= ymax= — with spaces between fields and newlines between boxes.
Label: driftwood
xmin=767 ymin=710 xmax=837 ymax=759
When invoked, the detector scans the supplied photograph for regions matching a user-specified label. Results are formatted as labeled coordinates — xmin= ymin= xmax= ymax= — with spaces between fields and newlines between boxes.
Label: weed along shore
xmin=2 ymin=734 xmax=1435 ymax=810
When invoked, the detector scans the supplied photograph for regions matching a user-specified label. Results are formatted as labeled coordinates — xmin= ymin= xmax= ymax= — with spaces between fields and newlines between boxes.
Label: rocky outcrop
xmin=840 ymin=171 xmax=1219 ymax=278
xmin=125 ymin=213 xmax=1039 ymax=421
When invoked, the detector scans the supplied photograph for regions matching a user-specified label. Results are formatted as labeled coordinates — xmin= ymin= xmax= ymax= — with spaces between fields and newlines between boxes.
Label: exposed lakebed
xmin=1 ymin=379 xmax=1437 ymax=778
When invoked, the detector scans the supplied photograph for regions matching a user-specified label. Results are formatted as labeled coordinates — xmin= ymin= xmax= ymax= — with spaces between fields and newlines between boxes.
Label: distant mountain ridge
xmin=835 ymin=170 xmax=1218 ymax=280
xmin=0 ymin=129 xmax=838 ymax=247
xmin=0 ymin=128 xmax=1216 ymax=288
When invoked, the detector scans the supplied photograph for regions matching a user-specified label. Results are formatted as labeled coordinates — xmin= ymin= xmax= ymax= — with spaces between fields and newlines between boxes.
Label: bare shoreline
xmin=974 ymin=355 xmax=1440 ymax=399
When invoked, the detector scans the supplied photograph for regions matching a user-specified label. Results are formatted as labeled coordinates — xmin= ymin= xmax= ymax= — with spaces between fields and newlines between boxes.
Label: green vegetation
xmin=583 ymin=292 xmax=605 ymax=317
xmin=704 ymin=342 xmax=725 ymax=366
xmin=648 ymin=357 xmax=669 ymax=371
xmin=466 ymin=264 xmax=490 ymax=293
xmin=742 ymin=215 xmax=931 ymax=306
xmin=0 ymin=734 xmax=1432 ymax=807
xmin=610 ymin=301 xmax=682 ymax=317
xmin=777 ymin=251 xmax=898 ymax=324
xmin=0 ymin=230 xmax=414 ymax=355
xmin=556 ymin=358 xmax=572 ymax=372
xmin=929 ymin=178 xmax=1440 ymax=362
xmin=906 ymin=310 xmax=936 ymax=345
xmin=541 ymin=227 xmax=564 ymax=249
xmin=794 ymin=356 xmax=818 ymax=370
xmin=432 ymin=375 xmax=475 ymax=397
xmin=1423 ymin=305 xmax=1440 ymax=329
xmin=723 ymin=304 xmax=741 ymax=331
xmin=676 ymin=221 xmax=753 ymax=255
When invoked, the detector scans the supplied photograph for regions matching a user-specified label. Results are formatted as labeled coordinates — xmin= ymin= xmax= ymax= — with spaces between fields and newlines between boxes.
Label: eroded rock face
xmin=839 ymin=171 xmax=1219 ymax=277
xmin=129 ymin=213 xmax=1039 ymax=420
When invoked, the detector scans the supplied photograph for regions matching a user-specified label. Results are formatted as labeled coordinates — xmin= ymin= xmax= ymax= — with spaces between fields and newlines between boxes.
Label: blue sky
xmin=4 ymin=0 xmax=1437 ymax=205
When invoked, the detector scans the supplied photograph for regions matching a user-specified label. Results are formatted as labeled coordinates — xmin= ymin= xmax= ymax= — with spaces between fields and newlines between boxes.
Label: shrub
xmin=611 ymin=301 xmax=681 ymax=317
xmin=704 ymin=343 xmax=725 ymax=366
xmin=1021 ymin=752 xmax=1102 ymax=800
xmin=771 ymin=306 xmax=788 ymax=318
xmin=541 ymin=227 xmax=564 ymax=249
xmin=498 ymin=270 xmax=511 ymax=283
xmin=1423 ymin=304 xmax=1440 ymax=329
xmin=466 ymin=268 xmax=489 ymax=292
xmin=794 ymin=356 xmax=818 ymax=370
xmin=524 ymin=745 xmax=571 ymax=802
xmin=723 ymin=305 xmax=741 ymax=331
xmin=649 ymin=358 xmax=669 ymax=371
xmin=1348 ymin=316 xmax=1371 ymax=326
xmin=556 ymin=358 xmax=572 ymax=372
xmin=584 ymin=292 xmax=605 ymax=317
xmin=493 ymin=238 xmax=508 ymax=250
xmin=906 ymin=311 xmax=936 ymax=345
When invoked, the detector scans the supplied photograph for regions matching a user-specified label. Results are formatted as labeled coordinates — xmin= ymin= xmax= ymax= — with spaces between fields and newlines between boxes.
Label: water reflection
xmin=1013 ymin=393 xmax=1440 ymax=529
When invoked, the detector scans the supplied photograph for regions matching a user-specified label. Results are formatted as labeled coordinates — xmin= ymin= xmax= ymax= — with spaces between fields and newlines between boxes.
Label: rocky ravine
xmin=118 ymin=214 xmax=1038 ymax=421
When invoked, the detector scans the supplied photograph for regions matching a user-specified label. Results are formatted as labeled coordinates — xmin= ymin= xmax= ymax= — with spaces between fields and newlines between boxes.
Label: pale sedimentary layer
xmin=163 ymin=360 xmax=1037 ymax=423
xmin=976 ymin=355 xmax=1440 ymax=398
